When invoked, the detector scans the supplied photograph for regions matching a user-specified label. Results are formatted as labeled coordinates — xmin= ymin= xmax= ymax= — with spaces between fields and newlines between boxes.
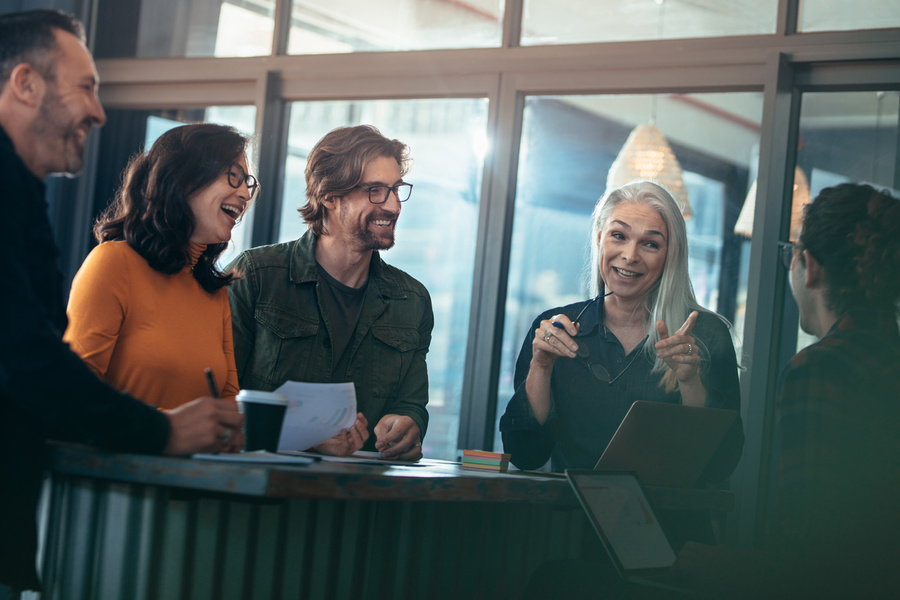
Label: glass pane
xmin=280 ymin=99 xmax=489 ymax=460
xmin=799 ymin=0 xmax=900 ymax=32
xmin=495 ymin=92 xmax=763 ymax=454
xmin=94 ymin=0 xmax=273 ymax=58
xmin=786 ymin=90 xmax=900 ymax=352
xmin=92 ymin=106 xmax=257 ymax=267
xmin=522 ymin=0 xmax=777 ymax=46
xmin=287 ymin=0 xmax=502 ymax=54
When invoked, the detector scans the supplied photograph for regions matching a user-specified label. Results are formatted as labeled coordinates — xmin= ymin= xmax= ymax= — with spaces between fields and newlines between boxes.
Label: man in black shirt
xmin=0 ymin=9 xmax=243 ymax=591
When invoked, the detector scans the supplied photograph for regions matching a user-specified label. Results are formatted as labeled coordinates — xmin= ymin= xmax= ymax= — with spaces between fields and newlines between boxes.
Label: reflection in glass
xmin=521 ymin=0 xmax=776 ymax=46
xmin=280 ymin=99 xmax=489 ymax=460
xmin=799 ymin=0 xmax=900 ymax=32
xmin=95 ymin=0 xmax=274 ymax=58
xmin=494 ymin=93 xmax=763 ymax=452
xmin=287 ymin=0 xmax=502 ymax=54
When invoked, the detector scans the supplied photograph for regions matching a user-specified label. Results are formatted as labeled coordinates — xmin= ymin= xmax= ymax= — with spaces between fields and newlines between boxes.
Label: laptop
xmin=594 ymin=401 xmax=737 ymax=488
xmin=565 ymin=469 xmax=700 ymax=594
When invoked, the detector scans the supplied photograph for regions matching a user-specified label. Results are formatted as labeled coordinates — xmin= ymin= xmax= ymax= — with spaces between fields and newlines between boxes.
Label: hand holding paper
xmin=274 ymin=381 xmax=358 ymax=452
xmin=312 ymin=412 xmax=369 ymax=456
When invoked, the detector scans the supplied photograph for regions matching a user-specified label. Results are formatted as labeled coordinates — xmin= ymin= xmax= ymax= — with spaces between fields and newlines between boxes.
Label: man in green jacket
xmin=228 ymin=125 xmax=432 ymax=461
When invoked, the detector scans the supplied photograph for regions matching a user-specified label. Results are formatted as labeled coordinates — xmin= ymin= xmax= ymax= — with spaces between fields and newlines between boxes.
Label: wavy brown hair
xmin=94 ymin=123 xmax=249 ymax=292
xmin=799 ymin=183 xmax=900 ymax=315
xmin=300 ymin=125 xmax=410 ymax=236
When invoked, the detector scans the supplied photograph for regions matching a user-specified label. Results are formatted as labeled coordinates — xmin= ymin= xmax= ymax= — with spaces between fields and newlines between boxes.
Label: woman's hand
xmin=311 ymin=412 xmax=369 ymax=457
xmin=655 ymin=311 xmax=701 ymax=384
xmin=525 ymin=314 xmax=580 ymax=424
xmin=531 ymin=314 xmax=580 ymax=369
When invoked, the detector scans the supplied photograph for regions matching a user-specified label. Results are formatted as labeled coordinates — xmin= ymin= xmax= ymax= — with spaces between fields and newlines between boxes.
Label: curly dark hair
xmin=94 ymin=123 xmax=250 ymax=292
xmin=799 ymin=183 xmax=900 ymax=315
xmin=300 ymin=125 xmax=410 ymax=236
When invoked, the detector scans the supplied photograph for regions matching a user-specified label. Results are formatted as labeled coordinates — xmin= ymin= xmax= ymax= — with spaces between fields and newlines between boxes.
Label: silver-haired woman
xmin=500 ymin=181 xmax=743 ymax=486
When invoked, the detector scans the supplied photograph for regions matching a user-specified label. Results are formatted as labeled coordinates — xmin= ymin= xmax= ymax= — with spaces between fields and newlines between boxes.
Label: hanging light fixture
xmin=734 ymin=166 xmax=810 ymax=241
xmin=607 ymin=122 xmax=692 ymax=218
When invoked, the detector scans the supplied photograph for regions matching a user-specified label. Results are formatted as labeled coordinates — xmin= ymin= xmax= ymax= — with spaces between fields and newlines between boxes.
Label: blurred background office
xmin=2 ymin=0 xmax=897 ymax=550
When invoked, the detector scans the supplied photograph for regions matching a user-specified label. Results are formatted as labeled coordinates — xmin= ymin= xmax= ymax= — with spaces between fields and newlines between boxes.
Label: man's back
xmin=772 ymin=309 xmax=900 ymax=598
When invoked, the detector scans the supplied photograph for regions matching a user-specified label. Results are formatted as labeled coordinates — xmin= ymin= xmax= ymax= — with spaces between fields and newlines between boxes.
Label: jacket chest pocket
xmin=363 ymin=325 xmax=420 ymax=398
xmin=251 ymin=306 xmax=320 ymax=386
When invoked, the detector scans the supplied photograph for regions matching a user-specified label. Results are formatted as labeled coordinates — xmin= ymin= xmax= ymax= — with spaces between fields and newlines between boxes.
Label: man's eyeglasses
xmin=778 ymin=241 xmax=797 ymax=270
xmin=355 ymin=182 xmax=413 ymax=204
xmin=227 ymin=168 xmax=259 ymax=200
xmin=553 ymin=295 xmax=641 ymax=385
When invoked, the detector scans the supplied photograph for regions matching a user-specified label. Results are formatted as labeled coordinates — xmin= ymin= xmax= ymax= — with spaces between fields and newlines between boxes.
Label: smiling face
xmin=331 ymin=154 xmax=403 ymax=252
xmin=597 ymin=201 xmax=668 ymax=302
xmin=187 ymin=156 xmax=252 ymax=245
xmin=30 ymin=28 xmax=106 ymax=177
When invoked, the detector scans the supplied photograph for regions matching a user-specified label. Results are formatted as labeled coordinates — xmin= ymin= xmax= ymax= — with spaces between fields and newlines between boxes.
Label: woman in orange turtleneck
xmin=64 ymin=123 xmax=257 ymax=411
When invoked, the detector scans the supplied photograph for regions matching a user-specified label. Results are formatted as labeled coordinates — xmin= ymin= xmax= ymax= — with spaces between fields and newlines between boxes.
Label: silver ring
xmin=413 ymin=443 xmax=422 ymax=448
xmin=542 ymin=330 xmax=552 ymax=342
xmin=686 ymin=343 xmax=693 ymax=356
xmin=219 ymin=428 xmax=232 ymax=444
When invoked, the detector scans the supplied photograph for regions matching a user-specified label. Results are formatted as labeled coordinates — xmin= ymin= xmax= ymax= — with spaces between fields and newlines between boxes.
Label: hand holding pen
xmin=161 ymin=370 xmax=245 ymax=456
xmin=204 ymin=368 xmax=238 ymax=446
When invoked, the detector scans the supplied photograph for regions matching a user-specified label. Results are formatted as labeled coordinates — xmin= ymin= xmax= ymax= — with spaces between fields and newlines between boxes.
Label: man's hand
xmin=374 ymin=414 xmax=422 ymax=461
xmin=163 ymin=397 xmax=245 ymax=456
xmin=312 ymin=412 xmax=369 ymax=456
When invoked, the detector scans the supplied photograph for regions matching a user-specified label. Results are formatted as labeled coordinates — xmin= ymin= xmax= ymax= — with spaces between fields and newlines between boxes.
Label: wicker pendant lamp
xmin=607 ymin=122 xmax=692 ymax=219
xmin=734 ymin=167 xmax=810 ymax=241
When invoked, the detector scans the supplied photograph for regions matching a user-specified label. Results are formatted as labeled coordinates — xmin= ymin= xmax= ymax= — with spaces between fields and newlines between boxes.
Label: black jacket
xmin=0 ymin=125 xmax=170 ymax=591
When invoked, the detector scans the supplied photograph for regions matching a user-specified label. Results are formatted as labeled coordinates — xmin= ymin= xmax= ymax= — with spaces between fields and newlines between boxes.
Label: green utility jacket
xmin=227 ymin=231 xmax=432 ymax=447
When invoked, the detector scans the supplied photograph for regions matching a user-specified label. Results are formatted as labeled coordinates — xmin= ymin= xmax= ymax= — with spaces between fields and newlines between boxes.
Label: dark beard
xmin=340 ymin=202 xmax=396 ymax=251
xmin=34 ymin=85 xmax=85 ymax=175
xmin=355 ymin=218 xmax=395 ymax=251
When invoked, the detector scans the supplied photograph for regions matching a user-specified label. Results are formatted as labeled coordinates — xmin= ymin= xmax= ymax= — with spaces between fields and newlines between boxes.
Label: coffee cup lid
xmin=236 ymin=390 xmax=289 ymax=406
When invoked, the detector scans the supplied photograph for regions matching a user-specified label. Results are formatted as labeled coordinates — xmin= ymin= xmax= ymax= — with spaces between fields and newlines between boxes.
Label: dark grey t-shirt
xmin=316 ymin=262 xmax=367 ymax=381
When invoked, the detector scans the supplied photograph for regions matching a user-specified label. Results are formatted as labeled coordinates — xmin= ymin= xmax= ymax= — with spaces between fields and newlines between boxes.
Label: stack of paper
xmin=461 ymin=450 xmax=511 ymax=473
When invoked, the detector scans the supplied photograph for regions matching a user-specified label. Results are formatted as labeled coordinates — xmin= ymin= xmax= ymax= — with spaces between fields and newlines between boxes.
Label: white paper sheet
xmin=192 ymin=450 xmax=316 ymax=465
xmin=274 ymin=381 xmax=358 ymax=452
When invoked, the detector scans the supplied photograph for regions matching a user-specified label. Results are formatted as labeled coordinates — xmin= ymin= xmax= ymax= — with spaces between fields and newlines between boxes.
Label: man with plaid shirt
xmin=674 ymin=183 xmax=900 ymax=599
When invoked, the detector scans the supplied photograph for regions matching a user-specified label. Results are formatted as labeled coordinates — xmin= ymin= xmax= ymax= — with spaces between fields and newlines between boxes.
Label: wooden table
xmin=40 ymin=443 xmax=733 ymax=600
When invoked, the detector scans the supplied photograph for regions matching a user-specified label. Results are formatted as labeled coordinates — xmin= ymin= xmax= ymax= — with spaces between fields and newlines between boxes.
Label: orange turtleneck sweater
xmin=64 ymin=240 xmax=240 ymax=410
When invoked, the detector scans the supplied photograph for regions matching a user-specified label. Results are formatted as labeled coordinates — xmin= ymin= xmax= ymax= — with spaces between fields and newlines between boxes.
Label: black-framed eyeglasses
xmin=227 ymin=168 xmax=259 ymax=200
xmin=552 ymin=295 xmax=641 ymax=385
xmin=778 ymin=241 xmax=797 ymax=270
xmin=354 ymin=182 xmax=413 ymax=204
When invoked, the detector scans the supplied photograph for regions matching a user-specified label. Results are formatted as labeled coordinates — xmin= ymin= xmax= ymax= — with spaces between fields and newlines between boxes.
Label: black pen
xmin=204 ymin=368 xmax=219 ymax=398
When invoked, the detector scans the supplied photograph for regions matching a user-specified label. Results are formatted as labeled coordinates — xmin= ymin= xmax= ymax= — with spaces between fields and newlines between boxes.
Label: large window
xmin=799 ymin=0 xmax=900 ymax=32
xmin=279 ymin=99 xmax=489 ymax=460
xmin=521 ymin=0 xmax=778 ymax=45
xmin=287 ymin=0 xmax=503 ymax=53
xmin=94 ymin=0 xmax=275 ymax=58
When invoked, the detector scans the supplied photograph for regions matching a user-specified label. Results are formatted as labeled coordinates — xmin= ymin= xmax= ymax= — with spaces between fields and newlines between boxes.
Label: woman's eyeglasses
xmin=553 ymin=294 xmax=641 ymax=385
xmin=227 ymin=168 xmax=259 ymax=200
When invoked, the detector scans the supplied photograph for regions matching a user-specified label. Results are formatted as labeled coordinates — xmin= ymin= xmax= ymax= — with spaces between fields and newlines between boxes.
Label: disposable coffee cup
xmin=236 ymin=390 xmax=289 ymax=452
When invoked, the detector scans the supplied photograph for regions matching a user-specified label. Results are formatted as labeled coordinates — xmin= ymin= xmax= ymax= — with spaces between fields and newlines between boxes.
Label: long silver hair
xmin=588 ymin=181 xmax=709 ymax=385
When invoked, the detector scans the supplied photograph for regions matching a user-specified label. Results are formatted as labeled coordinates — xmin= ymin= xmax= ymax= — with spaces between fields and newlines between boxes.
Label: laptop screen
xmin=567 ymin=470 xmax=676 ymax=572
